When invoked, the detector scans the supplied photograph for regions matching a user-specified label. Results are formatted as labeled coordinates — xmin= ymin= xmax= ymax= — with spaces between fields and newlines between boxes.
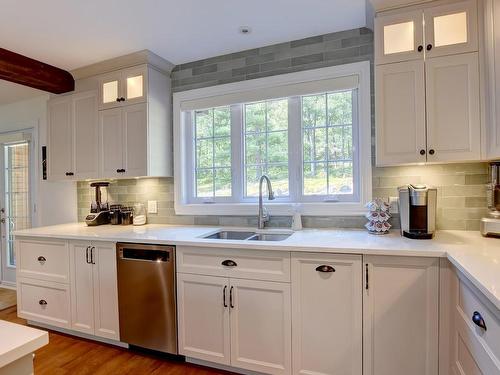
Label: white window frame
xmin=173 ymin=61 xmax=372 ymax=216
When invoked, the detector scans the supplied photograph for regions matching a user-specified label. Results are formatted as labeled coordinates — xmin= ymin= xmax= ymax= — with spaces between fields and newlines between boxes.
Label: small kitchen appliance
xmin=85 ymin=182 xmax=111 ymax=226
xmin=398 ymin=184 xmax=437 ymax=239
xmin=480 ymin=162 xmax=500 ymax=237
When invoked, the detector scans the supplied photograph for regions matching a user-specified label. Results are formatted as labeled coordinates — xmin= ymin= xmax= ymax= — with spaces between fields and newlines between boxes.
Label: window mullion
xmin=288 ymin=96 xmax=302 ymax=202
xmin=231 ymin=104 xmax=243 ymax=203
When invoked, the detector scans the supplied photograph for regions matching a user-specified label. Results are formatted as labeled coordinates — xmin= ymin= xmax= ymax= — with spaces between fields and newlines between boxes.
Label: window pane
xmin=194 ymin=106 xmax=232 ymax=199
xmin=244 ymin=100 xmax=289 ymax=197
xmin=302 ymin=90 xmax=354 ymax=197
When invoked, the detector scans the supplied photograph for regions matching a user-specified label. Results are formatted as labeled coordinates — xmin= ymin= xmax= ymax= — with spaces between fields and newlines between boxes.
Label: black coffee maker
xmin=398 ymin=184 xmax=437 ymax=239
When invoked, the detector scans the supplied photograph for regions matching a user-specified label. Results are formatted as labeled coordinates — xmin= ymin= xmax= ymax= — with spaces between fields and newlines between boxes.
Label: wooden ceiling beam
xmin=0 ymin=48 xmax=74 ymax=94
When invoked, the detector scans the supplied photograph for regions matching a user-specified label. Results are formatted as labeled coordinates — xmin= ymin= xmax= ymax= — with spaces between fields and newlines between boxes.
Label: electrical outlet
xmin=147 ymin=200 xmax=158 ymax=214
xmin=389 ymin=196 xmax=399 ymax=214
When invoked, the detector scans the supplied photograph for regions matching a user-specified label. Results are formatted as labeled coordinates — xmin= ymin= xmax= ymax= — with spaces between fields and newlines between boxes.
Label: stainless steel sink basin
xmin=203 ymin=231 xmax=256 ymax=240
xmin=202 ymin=230 xmax=292 ymax=241
xmin=247 ymin=233 xmax=292 ymax=241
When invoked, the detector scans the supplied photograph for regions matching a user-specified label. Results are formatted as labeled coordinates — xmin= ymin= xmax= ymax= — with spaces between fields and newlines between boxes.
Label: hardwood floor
xmin=0 ymin=306 xmax=234 ymax=375
xmin=0 ymin=287 xmax=16 ymax=310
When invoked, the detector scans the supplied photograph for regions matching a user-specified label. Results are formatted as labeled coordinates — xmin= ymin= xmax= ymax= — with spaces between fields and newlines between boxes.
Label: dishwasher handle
xmin=118 ymin=247 xmax=172 ymax=262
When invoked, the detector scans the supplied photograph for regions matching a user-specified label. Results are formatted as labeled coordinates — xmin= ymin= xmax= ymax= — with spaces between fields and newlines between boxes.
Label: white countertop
xmin=14 ymin=223 xmax=500 ymax=311
xmin=0 ymin=320 xmax=48 ymax=368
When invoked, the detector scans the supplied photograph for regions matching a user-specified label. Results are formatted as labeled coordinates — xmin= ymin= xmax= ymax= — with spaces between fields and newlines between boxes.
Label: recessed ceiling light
xmin=239 ymin=26 xmax=252 ymax=35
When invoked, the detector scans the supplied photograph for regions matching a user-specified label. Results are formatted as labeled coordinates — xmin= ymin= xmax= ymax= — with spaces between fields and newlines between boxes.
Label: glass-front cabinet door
xmin=98 ymin=71 xmax=122 ymax=110
xmin=122 ymin=65 xmax=148 ymax=106
xmin=375 ymin=10 xmax=424 ymax=65
xmin=424 ymin=0 xmax=478 ymax=58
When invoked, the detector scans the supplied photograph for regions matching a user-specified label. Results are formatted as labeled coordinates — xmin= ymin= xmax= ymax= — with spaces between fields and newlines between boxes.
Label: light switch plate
xmin=389 ymin=196 xmax=399 ymax=214
xmin=147 ymin=200 xmax=158 ymax=214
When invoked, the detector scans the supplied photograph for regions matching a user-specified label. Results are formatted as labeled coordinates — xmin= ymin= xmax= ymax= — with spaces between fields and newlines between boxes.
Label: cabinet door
xmin=177 ymin=273 xmax=230 ymax=365
xmin=122 ymin=65 xmax=148 ymax=106
xmin=291 ymin=253 xmax=362 ymax=375
xmin=98 ymin=71 xmax=122 ymax=110
xmin=425 ymin=52 xmax=480 ymax=162
xmin=73 ymin=91 xmax=99 ymax=179
xmin=363 ymin=256 xmax=439 ymax=375
xmin=424 ymin=0 xmax=478 ymax=58
xmin=99 ymin=108 xmax=124 ymax=178
xmin=122 ymin=103 xmax=148 ymax=177
xmin=375 ymin=10 xmax=424 ymax=65
xmin=69 ymin=242 xmax=94 ymax=335
xmin=92 ymin=242 xmax=119 ymax=340
xmin=486 ymin=0 xmax=500 ymax=159
xmin=48 ymin=97 xmax=73 ymax=180
xmin=230 ymin=279 xmax=291 ymax=375
xmin=375 ymin=60 xmax=426 ymax=165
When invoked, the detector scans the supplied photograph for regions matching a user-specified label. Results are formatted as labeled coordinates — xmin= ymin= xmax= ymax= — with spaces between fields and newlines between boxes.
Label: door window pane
xmin=194 ymin=107 xmax=232 ymax=198
xmin=302 ymin=91 xmax=354 ymax=197
xmin=4 ymin=142 xmax=31 ymax=267
xmin=433 ymin=12 xmax=467 ymax=47
xmin=126 ymin=75 xmax=144 ymax=99
xmin=103 ymin=81 xmax=118 ymax=103
xmin=244 ymin=99 xmax=289 ymax=197
xmin=383 ymin=21 xmax=415 ymax=55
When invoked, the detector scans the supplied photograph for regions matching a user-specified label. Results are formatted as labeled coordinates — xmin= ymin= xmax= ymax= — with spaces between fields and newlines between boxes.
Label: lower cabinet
xmin=291 ymin=253 xmax=362 ymax=375
xmin=177 ymin=272 xmax=291 ymax=374
xmin=70 ymin=241 xmax=120 ymax=340
xmin=363 ymin=255 xmax=439 ymax=375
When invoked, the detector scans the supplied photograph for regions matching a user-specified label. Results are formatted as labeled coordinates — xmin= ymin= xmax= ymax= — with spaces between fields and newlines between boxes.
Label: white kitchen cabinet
xmin=177 ymin=273 xmax=231 ymax=365
xmin=69 ymin=241 xmax=119 ymax=340
xmin=363 ymin=255 xmax=439 ymax=375
xmin=99 ymin=107 xmax=124 ymax=178
xmin=230 ymin=278 xmax=291 ymax=375
xmin=425 ymin=52 xmax=480 ymax=162
xmin=291 ymin=253 xmax=362 ymax=375
xmin=98 ymin=65 xmax=147 ymax=110
xmin=47 ymin=91 xmax=99 ymax=180
xmin=375 ymin=60 xmax=426 ymax=165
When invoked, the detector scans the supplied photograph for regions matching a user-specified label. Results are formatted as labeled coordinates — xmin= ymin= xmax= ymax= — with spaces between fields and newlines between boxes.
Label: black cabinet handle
xmin=116 ymin=169 xmax=126 ymax=173
xmin=86 ymin=246 xmax=90 ymax=264
xmin=37 ymin=256 xmax=46 ymax=263
xmin=116 ymin=98 xmax=121 ymax=102
xmin=229 ymin=286 xmax=234 ymax=308
xmin=39 ymin=299 xmax=47 ymax=306
xmin=316 ymin=265 xmax=335 ymax=273
xmin=427 ymin=44 xmax=433 ymax=51
xmin=417 ymin=45 xmax=423 ymax=52
xmin=223 ymin=285 xmax=228 ymax=307
xmin=429 ymin=149 xmax=435 ymax=155
xmin=65 ymin=172 xmax=74 ymax=176
xmin=472 ymin=311 xmax=487 ymax=330
xmin=420 ymin=149 xmax=426 ymax=155
xmin=222 ymin=259 xmax=237 ymax=267
xmin=365 ymin=264 xmax=369 ymax=290
xmin=90 ymin=247 xmax=95 ymax=264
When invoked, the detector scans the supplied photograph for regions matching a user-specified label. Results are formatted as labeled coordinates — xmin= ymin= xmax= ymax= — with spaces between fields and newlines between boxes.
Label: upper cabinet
xmin=375 ymin=0 xmax=481 ymax=166
xmin=48 ymin=62 xmax=173 ymax=181
xmin=98 ymin=66 xmax=148 ymax=110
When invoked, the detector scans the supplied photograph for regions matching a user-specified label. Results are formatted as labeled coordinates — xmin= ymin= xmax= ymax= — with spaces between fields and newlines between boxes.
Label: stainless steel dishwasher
xmin=117 ymin=243 xmax=177 ymax=354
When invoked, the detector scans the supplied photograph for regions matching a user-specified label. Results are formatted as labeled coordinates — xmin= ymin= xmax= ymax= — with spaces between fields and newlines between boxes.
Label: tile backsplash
xmin=77 ymin=161 xmax=489 ymax=230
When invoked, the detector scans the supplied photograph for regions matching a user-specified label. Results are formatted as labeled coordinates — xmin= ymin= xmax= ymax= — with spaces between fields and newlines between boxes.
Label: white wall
xmin=0 ymin=95 xmax=77 ymax=226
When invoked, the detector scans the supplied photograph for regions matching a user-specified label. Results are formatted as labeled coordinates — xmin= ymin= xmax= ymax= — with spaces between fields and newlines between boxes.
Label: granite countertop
xmin=14 ymin=223 xmax=500 ymax=310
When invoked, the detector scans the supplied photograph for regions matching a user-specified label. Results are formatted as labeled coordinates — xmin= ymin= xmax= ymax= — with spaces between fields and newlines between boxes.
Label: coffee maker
xmin=480 ymin=162 xmax=500 ymax=237
xmin=398 ymin=184 xmax=437 ymax=239
xmin=85 ymin=182 xmax=111 ymax=226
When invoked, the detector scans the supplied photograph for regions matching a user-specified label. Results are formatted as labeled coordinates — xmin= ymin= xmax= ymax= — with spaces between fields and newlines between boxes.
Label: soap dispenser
xmin=291 ymin=204 xmax=302 ymax=231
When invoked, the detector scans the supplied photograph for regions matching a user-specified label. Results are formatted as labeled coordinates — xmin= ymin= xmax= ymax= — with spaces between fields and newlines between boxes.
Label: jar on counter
xmin=121 ymin=206 xmax=134 ymax=225
xmin=133 ymin=203 xmax=147 ymax=226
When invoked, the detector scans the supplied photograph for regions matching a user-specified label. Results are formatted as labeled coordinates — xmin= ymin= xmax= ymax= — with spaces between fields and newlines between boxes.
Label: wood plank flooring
xmin=0 ymin=287 xmax=16 ymax=310
xmin=0 ymin=306 xmax=234 ymax=375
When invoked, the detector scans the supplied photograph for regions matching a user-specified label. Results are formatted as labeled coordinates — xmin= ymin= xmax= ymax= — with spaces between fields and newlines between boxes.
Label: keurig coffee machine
xmin=398 ymin=184 xmax=437 ymax=239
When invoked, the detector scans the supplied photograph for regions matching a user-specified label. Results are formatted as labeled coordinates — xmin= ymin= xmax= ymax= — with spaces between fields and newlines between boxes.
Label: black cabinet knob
xmin=427 ymin=44 xmax=433 ymax=51
xmin=472 ymin=311 xmax=487 ymax=330
xmin=116 ymin=98 xmax=121 ymax=102
xmin=417 ymin=45 xmax=423 ymax=52
xmin=39 ymin=299 xmax=47 ymax=306
xmin=429 ymin=149 xmax=435 ymax=155
xmin=221 ymin=259 xmax=237 ymax=267
xmin=65 ymin=172 xmax=74 ymax=176
xmin=37 ymin=256 xmax=46 ymax=262
xmin=316 ymin=265 xmax=336 ymax=273
xmin=419 ymin=149 xmax=426 ymax=155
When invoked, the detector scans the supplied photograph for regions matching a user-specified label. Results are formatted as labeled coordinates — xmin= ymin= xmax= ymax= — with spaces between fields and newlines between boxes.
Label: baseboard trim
xmin=26 ymin=321 xmax=129 ymax=349
xmin=186 ymin=358 xmax=265 ymax=375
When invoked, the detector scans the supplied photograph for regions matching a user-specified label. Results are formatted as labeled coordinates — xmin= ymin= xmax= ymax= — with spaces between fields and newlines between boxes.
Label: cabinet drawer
xmin=453 ymin=275 xmax=500 ymax=374
xmin=177 ymin=246 xmax=290 ymax=282
xmin=16 ymin=239 xmax=70 ymax=283
xmin=17 ymin=277 xmax=71 ymax=329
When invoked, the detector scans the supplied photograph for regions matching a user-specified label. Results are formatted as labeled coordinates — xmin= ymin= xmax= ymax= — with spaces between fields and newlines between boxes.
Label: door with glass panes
xmin=0 ymin=131 xmax=33 ymax=284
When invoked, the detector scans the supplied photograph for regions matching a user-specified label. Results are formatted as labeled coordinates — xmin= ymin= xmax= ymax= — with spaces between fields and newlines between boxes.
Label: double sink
xmin=203 ymin=230 xmax=292 ymax=242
